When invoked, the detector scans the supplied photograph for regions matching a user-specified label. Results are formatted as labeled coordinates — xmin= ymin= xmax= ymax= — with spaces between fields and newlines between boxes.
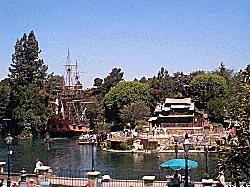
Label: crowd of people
xmin=0 ymin=179 xmax=36 ymax=187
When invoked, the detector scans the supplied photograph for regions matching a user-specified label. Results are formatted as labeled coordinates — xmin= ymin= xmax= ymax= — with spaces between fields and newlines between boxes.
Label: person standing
xmin=34 ymin=159 xmax=43 ymax=173
xmin=11 ymin=181 xmax=18 ymax=187
xmin=170 ymin=173 xmax=181 ymax=187
xmin=216 ymin=171 xmax=225 ymax=187
xmin=28 ymin=179 xmax=36 ymax=187
xmin=0 ymin=179 xmax=4 ymax=187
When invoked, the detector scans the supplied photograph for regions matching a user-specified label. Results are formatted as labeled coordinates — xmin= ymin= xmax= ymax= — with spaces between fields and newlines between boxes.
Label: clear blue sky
xmin=0 ymin=0 xmax=249 ymax=87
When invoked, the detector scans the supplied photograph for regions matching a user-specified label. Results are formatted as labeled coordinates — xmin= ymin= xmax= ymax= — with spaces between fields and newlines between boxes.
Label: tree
xmin=217 ymin=65 xmax=250 ymax=186
xmin=148 ymin=67 xmax=174 ymax=112
xmin=190 ymin=73 xmax=228 ymax=111
xmin=120 ymin=101 xmax=151 ymax=128
xmin=104 ymin=81 xmax=150 ymax=124
xmin=215 ymin=63 xmax=234 ymax=84
xmin=7 ymin=31 xmax=49 ymax=136
xmin=207 ymin=98 xmax=228 ymax=123
xmin=90 ymin=68 xmax=124 ymax=119
xmin=139 ymin=77 xmax=147 ymax=83
xmin=93 ymin=78 xmax=103 ymax=87
xmin=0 ymin=79 xmax=11 ymax=132
xmin=172 ymin=71 xmax=192 ymax=97
xmin=9 ymin=31 xmax=48 ymax=88
xmin=85 ymin=97 xmax=105 ymax=127
xmin=45 ymin=74 xmax=64 ymax=98
xmin=103 ymin=67 xmax=124 ymax=93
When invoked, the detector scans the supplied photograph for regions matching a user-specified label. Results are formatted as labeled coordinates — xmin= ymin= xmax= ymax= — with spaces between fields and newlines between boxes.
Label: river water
xmin=0 ymin=138 xmax=218 ymax=181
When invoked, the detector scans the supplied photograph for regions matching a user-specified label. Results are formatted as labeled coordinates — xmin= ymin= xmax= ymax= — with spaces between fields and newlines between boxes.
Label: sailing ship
xmin=47 ymin=50 xmax=93 ymax=137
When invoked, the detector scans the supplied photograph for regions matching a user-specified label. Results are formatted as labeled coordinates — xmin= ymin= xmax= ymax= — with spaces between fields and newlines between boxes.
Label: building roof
xmin=165 ymin=98 xmax=191 ymax=104
xmin=154 ymin=98 xmax=195 ymax=113
xmin=170 ymin=105 xmax=190 ymax=109
xmin=158 ymin=114 xmax=194 ymax=118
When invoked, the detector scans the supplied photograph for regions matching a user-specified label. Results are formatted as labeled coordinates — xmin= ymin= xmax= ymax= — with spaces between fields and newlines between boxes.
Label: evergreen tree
xmin=103 ymin=67 xmax=124 ymax=92
xmin=7 ymin=31 xmax=49 ymax=136
xmin=148 ymin=67 xmax=174 ymax=112
xmin=9 ymin=31 xmax=48 ymax=88
xmin=0 ymin=79 xmax=11 ymax=132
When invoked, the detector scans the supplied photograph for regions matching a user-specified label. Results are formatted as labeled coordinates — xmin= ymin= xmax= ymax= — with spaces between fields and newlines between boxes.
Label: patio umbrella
xmin=160 ymin=159 xmax=198 ymax=170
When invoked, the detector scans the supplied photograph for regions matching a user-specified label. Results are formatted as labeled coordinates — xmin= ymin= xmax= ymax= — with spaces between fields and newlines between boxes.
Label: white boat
xmin=78 ymin=133 xmax=97 ymax=145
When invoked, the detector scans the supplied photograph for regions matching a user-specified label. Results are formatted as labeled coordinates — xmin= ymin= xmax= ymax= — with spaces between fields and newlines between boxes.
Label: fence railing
xmin=45 ymin=169 xmax=208 ymax=187
xmin=44 ymin=169 xmax=249 ymax=187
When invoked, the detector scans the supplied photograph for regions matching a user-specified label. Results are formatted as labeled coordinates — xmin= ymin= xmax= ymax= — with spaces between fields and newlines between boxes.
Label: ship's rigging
xmin=47 ymin=50 xmax=93 ymax=136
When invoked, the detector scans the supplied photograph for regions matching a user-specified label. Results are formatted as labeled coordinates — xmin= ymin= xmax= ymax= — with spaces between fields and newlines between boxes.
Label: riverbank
xmin=103 ymin=148 xmax=217 ymax=154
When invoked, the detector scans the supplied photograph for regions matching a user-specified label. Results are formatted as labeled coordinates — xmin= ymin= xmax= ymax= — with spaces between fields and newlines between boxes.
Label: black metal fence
xmin=46 ymin=169 xmax=205 ymax=187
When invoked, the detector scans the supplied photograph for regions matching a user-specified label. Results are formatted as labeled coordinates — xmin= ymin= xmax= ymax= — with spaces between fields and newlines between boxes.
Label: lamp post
xmin=233 ymin=123 xmax=240 ymax=187
xmin=44 ymin=132 xmax=50 ymax=166
xmin=45 ymin=132 xmax=50 ymax=151
xmin=183 ymin=133 xmax=191 ymax=187
xmin=5 ymin=133 xmax=13 ymax=187
xmin=174 ymin=140 xmax=178 ymax=159
xmin=91 ymin=137 xmax=95 ymax=172
xmin=204 ymin=143 xmax=209 ymax=178
xmin=3 ymin=118 xmax=11 ymax=133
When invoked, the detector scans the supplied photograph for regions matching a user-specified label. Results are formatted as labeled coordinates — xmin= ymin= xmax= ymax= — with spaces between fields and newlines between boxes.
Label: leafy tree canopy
xmin=120 ymin=101 xmax=151 ymax=128
xmin=104 ymin=81 xmax=150 ymax=109
xmin=207 ymin=98 xmax=228 ymax=123
xmin=190 ymin=73 xmax=228 ymax=110
xmin=104 ymin=81 xmax=150 ymax=123
xmin=217 ymin=64 xmax=250 ymax=185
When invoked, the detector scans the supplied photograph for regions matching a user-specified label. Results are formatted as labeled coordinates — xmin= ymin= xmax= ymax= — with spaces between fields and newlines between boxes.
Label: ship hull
xmin=47 ymin=118 xmax=90 ymax=138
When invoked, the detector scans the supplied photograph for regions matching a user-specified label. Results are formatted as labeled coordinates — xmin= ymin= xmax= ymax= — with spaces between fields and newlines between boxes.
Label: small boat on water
xmin=78 ymin=133 xmax=97 ymax=145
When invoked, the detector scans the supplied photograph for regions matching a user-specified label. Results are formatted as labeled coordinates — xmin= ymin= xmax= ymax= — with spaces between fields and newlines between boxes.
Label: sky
xmin=0 ymin=0 xmax=249 ymax=88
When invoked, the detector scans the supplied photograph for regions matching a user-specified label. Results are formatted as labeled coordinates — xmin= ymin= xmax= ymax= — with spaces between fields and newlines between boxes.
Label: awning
xmin=170 ymin=105 xmax=190 ymax=109
xmin=148 ymin=117 xmax=157 ymax=122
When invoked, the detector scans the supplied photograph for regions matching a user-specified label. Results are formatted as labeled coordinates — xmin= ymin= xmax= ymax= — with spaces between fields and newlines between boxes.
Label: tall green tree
xmin=207 ymin=98 xmax=228 ymax=123
xmin=148 ymin=67 xmax=174 ymax=112
xmin=9 ymin=31 xmax=48 ymax=88
xmin=120 ymin=101 xmax=151 ymax=128
xmin=0 ymin=79 xmax=11 ymax=132
xmin=190 ymin=73 xmax=228 ymax=111
xmin=104 ymin=81 xmax=150 ymax=124
xmin=89 ymin=68 xmax=124 ymax=123
xmin=172 ymin=71 xmax=192 ymax=97
xmin=215 ymin=63 xmax=234 ymax=84
xmin=103 ymin=67 xmax=124 ymax=93
xmin=217 ymin=65 xmax=250 ymax=186
xmin=7 ymin=31 xmax=49 ymax=136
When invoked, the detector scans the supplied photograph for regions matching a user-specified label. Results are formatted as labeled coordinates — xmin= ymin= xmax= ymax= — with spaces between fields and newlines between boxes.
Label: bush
xmin=120 ymin=142 xmax=130 ymax=150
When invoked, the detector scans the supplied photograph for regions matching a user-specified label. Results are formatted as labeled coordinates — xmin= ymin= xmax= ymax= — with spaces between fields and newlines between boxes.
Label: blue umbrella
xmin=160 ymin=159 xmax=198 ymax=170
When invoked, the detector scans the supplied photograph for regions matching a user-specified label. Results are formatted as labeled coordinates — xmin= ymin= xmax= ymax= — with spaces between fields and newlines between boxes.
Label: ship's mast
xmin=75 ymin=60 xmax=80 ymax=82
xmin=64 ymin=48 xmax=75 ymax=88
xmin=64 ymin=49 xmax=82 ymax=89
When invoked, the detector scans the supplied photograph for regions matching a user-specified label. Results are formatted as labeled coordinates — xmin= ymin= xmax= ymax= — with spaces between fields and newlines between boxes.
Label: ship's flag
xmin=55 ymin=98 xmax=59 ymax=115
xmin=61 ymin=100 xmax=65 ymax=119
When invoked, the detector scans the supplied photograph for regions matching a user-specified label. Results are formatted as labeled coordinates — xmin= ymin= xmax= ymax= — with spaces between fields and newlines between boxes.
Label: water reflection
xmin=0 ymin=138 xmax=218 ymax=181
